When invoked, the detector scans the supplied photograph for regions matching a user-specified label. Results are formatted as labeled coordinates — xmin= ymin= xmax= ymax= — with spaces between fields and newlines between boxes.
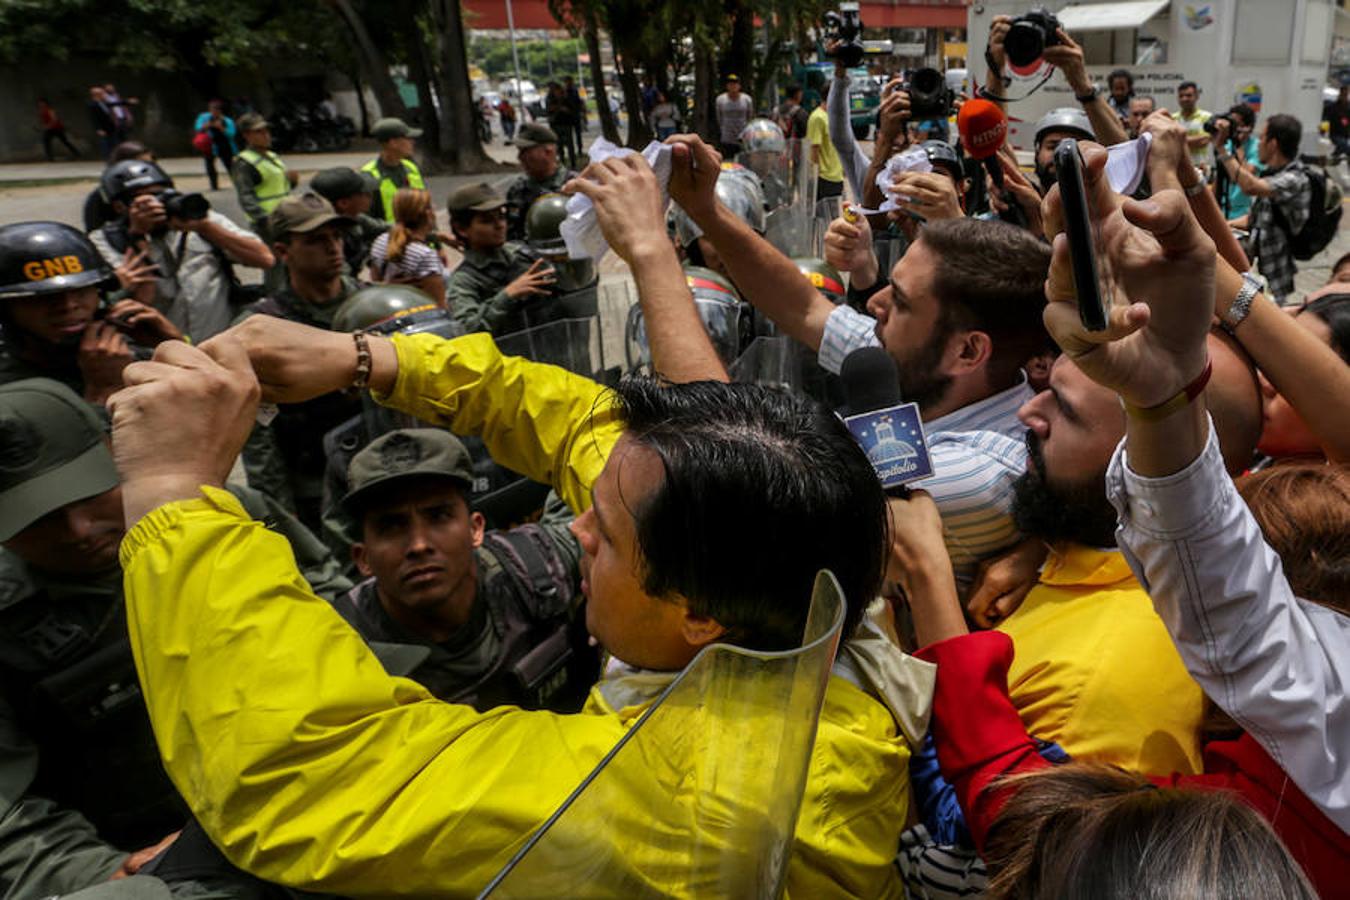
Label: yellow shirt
xmin=998 ymin=543 xmax=1206 ymax=775
xmin=121 ymin=332 xmax=911 ymax=898
xmin=807 ymin=106 xmax=843 ymax=185
xmin=1172 ymin=108 xmax=1214 ymax=169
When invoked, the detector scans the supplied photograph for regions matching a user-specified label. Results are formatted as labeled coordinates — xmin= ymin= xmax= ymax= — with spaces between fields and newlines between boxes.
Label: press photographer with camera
xmin=1209 ymin=104 xmax=1260 ymax=220
xmin=90 ymin=159 xmax=274 ymax=344
xmin=1212 ymin=113 xmax=1313 ymax=304
xmin=984 ymin=10 xmax=1125 ymax=148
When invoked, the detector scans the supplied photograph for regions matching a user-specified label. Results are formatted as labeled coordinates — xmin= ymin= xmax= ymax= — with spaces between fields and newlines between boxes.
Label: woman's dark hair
xmin=1299 ymin=292 xmax=1350 ymax=362
xmin=611 ymin=378 xmax=888 ymax=650
xmin=984 ymin=763 xmax=1317 ymax=900
xmin=1227 ymin=103 xmax=1256 ymax=128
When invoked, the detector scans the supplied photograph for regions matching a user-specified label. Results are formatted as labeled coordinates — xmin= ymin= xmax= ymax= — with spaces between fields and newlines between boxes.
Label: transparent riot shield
xmin=763 ymin=138 xmax=817 ymax=258
xmin=729 ymin=335 xmax=846 ymax=408
xmin=495 ymin=316 xmax=604 ymax=381
xmin=810 ymin=196 xmax=844 ymax=259
xmin=479 ymin=570 xmax=847 ymax=899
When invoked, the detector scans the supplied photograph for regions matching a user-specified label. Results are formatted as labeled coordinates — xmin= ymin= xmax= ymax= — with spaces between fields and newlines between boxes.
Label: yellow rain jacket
xmin=121 ymin=332 xmax=911 ymax=898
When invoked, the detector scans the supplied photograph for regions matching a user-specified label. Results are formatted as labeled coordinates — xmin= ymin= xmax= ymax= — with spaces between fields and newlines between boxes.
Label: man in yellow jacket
xmin=109 ymin=154 xmax=922 ymax=898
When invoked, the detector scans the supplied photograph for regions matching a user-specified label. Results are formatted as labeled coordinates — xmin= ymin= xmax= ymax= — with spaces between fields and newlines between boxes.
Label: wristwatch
xmin=1221 ymin=271 xmax=1263 ymax=332
xmin=1075 ymin=86 xmax=1099 ymax=103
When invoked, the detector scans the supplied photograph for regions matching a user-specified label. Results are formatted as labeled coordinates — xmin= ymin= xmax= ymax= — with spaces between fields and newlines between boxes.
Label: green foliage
xmin=468 ymin=36 xmax=585 ymax=86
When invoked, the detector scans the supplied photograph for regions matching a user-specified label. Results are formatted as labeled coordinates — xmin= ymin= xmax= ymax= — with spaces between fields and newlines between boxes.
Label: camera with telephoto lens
xmin=906 ymin=68 xmax=954 ymax=119
xmin=1004 ymin=7 xmax=1062 ymax=69
xmin=1203 ymin=113 xmax=1237 ymax=136
xmin=158 ymin=189 xmax=210 ymax=222
xmin=823 ymin=1 xmax=865 ymax=69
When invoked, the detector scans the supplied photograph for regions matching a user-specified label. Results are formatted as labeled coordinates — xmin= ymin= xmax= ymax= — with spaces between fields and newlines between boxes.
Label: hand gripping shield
xmin=479 ymin=571 xmax=848 ymax=899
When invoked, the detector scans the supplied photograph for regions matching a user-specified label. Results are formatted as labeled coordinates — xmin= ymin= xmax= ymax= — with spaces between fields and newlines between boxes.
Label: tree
xmin=327 ymin=0 xmax=409 ymax=124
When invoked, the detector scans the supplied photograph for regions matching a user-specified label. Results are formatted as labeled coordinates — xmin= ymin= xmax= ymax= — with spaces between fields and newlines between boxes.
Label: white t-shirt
xmin=716 ymin=92 xmax=754 ymax=144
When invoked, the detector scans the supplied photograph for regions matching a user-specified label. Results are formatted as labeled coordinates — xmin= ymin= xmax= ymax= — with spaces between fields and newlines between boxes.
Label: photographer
xmin=1211 ymin=104 xmax=1259 ymax=220
xmin=90 ymin=159 xmax=274 ymax=344
xmin=1213 ymin=114 xmax=1311 ymax=304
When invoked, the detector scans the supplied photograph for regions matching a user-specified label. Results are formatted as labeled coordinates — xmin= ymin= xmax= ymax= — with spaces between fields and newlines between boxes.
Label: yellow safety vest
xmin=238 ymin=149 xmax=290 ymax=217
xmin=360 ymin=157 xmax=426 ymax=221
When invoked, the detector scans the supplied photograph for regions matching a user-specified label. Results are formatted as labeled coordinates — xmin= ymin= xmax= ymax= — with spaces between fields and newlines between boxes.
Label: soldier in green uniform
xmin=230 ymin=113 xmax=299 ymax=240
xmin=445 ymin=182 xmax=558 ymax=336
xmin=361 ymin=117 xmax=425 ymax=223
xmin=330 ymin=429 xmax=600 ymax=712
xmin=504 ymin=123 xmax=577 ymax=241
xmin=0 ymin=221 xmax=178 ymax=402
xmin=0 ymin=378 xmax=348 ymax=898
xmin=236 ymin=192 xmax=363 ymax=527
xmin=310 ymin=166 xmax=388 ymax=276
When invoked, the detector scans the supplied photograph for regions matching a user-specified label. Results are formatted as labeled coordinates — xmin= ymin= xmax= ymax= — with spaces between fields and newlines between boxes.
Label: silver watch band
xmin=1221 ymin=271 xmax=1262 ymax=332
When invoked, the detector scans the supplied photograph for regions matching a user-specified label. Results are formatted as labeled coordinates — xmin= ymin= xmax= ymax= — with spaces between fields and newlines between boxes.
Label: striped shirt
xmin=369 ymin=232 xmax=447 ymax=282
xmin=819 ymin=304 xmax=1031 ymax=594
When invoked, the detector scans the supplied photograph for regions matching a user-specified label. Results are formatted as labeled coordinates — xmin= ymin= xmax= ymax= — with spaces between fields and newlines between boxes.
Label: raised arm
xmin=666 ymin=135 xmax=837 ymax=351
xmin=827 ymin=64 xmax=871 ymax=199
xmin=565 ymin=153 xmax=728 ymax=383
xmin=1041 ymin=30 xmax=1127 ymax=147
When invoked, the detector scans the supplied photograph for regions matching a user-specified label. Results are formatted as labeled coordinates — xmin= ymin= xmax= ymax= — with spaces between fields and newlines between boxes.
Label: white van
xmin=968 ymin=0 xmax=1334 ymax=154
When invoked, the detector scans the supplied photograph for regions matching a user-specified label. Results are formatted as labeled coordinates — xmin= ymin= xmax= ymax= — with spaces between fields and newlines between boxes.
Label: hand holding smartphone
xmin=1053 ymin=139 xmax=1110 ymax=332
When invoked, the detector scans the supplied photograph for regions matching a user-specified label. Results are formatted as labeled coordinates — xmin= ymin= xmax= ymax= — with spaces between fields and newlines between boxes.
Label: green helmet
xmin=791 ymin=258 xmax=846 ymax=305
xmin=524 ymin=192 xmax=595 ymax=293
xmin=331 ymin=284 xmax=446 ymax=333
xmin=625 ymin=265 xmax=749 ymax=370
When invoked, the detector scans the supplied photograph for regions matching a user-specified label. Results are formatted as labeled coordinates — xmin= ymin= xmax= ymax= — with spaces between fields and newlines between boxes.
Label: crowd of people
xmin=0 ymin=11 xmax=1347 ymax=899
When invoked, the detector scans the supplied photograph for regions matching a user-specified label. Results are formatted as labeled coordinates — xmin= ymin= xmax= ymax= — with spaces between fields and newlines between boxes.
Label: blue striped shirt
xmin=820 ymin=305 xmax=1031 ymax=593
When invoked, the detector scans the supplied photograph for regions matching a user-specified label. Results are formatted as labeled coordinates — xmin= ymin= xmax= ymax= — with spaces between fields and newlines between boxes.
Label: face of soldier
xmin=3 ymin=485 xmax=125 ymax=576
xmin=353 ymin=479 xmax=486 ymax=635
xmin=6 ymin=285 xmax=99 ymax=346
xmin=569 ymin=436 xmax=726 ymax=670
xmin=387 ymin=136 xmax=415 ymax=160
xmin=243 ymin=127 xmax=272 ymax=151
xmin=459 ymin=208 xmax=508 ymax=252
xmin=1034 ymin=131 xmax=1077 ymax=191
xmin=277 ymin=224 xmax=345 ymax=285
xmin=520 ymin=144 xmax=559 ymax=180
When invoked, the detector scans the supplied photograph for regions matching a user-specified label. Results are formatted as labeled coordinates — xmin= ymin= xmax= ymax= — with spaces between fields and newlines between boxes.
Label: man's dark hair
xmin=1178 ymin=80 xmax=1199 ymax=93
xmin=1108 ymin=69 xmax=1134 ymax=91
xmin=109 ymin=141 xmax=150 ymax=163
xmin=786 ymin=84 xmax=803 ymax=100
xmin=1265 ymin=114 xmax=1301 ymax=158
xmin=918 ymin=218 xmax=1054 ymax=390
xmin=1228 ymin=103 xmax=1256 ymax=128
xmin=1301 ymin=292 xmax=1350 ymax=362
xmin=612 ymin=378 xmax=887 ymax=650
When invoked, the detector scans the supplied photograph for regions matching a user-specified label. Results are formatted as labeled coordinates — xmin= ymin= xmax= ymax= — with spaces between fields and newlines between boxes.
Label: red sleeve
xmin=915 ymin=631 xmax=1052 ymax=852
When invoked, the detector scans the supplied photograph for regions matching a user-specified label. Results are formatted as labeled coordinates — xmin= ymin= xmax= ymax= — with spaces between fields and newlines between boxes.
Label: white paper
xmin=1105 ymin=133 xmax=1152 ymax=196
xmin=559 ymin=137 xmax=674 ymax=262
xmin=852 ymin=148 xmax=933 ymax=215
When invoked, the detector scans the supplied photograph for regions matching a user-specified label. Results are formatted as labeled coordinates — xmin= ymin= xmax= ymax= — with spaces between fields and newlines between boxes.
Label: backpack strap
xmin=481 ymin=526 xmax=575 ymax=621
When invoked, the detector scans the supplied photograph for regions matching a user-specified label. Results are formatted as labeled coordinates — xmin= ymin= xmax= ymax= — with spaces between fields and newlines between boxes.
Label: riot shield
xmin=729 ymin=335 xmax=845 ymax=408
xmin=495 ymin=316 xmax=604 ymax=381
xmin=763 ymin=137 xmax=817 ymax=258
xmin=479 ymin=570 xmax=847 ymax=899
xmin=810 ymin=196 xmax=844 ymax=259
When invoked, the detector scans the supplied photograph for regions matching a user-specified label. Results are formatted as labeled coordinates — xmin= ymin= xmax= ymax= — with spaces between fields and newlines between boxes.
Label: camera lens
xmin=1005 ymin=20 xmax=1047 ymax=69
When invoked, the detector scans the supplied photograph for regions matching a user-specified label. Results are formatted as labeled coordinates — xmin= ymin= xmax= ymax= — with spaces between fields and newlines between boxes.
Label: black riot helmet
xmin=100 ymin=159 xmax=173 ymax=206
xmin=0 ymin=221 xmax=113 ymax=300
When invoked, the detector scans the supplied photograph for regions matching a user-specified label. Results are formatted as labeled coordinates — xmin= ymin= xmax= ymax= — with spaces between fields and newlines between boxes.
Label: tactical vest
xmin=360 ymin=158 xmax=425 ymax=222
xmin=334 ymin=526 xmax=598 ymax=713
xmin=238 ymin=149 xmax=291 ymax=218
xmin=0 ymin=589 xmax=185 ymax=848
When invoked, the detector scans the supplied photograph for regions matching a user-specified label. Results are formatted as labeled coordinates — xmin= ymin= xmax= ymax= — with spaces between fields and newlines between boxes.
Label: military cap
xmin=515 ymin=123 xmax=559 ymax=149
xmin=342 ymin=429 xmax=475 ymax=511
xmin=0 ymin=379 xmax=119 ymax=541
xmin=268 ymin=191 xmax=351 ymax=239
xmin=236 ymin=112 xmax=270 ymax=133
xmin=372 ymin=117 xmax=423 ymax=141
xmin=311 ymin=167 xmax=378 ymax=202
xmin=448 ymin=182 xmax=507 ymax=213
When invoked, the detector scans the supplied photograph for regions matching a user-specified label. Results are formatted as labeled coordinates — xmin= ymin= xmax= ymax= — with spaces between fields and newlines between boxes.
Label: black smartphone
xmin=1053 ymin=139 xmax=1109 ymax=332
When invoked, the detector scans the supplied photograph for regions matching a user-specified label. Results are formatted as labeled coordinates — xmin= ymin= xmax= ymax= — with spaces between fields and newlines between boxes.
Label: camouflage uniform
xmin=0 ymin=379 xmax=349 ymax=898
xmin=343 ymin=212 xmax=389 ymax=277
xmin=504 ymin=167 xmax=575 ymax=242
xmin=446 ymin=243 xmax=544 ymax=336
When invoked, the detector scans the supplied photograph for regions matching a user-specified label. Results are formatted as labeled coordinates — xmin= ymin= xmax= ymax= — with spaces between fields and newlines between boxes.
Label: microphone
xmin=839 ymin=347 xmax=934 ymax=495
xmin=957 ymin=98 xmax=1008 ymax=190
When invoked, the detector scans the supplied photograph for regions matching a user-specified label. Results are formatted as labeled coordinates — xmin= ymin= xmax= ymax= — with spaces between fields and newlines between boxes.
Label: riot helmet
xmin=791 ymin=258 xmax=846 ymax=305
xmin=330 ymin=284 xmax=465 ymax=341
xmin=100 ymin=159 xmax=173 ymax=206
xmin=739 ymin=118 xmax=787 ymax=155
xmin=0 ymin=222 xmax=113 ymax=300
xmin=919 ymin=140 xmax=964 ymax=184
xmin=669 ymin=168 xmax=768 ymax=249
xmin=625 ymin=265 xmax=750 ymax=370
xmin=524 ymin=193 xmax=595 ymax=293
xmin=1033 ymin=108 xmax=1094 ymax=147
